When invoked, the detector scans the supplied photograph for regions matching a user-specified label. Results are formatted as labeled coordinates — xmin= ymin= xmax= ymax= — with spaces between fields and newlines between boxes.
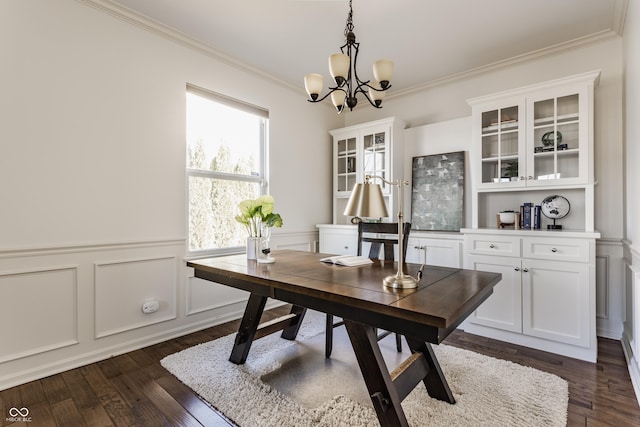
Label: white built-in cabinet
xmin=462 ymin=71 xmax=601 ymax=362
xmin=317 ymin=117 xmax=404 ymax=257
xmin=329 ymin=117 xmax=405 ymax=225
xmin=317 ymin=224 xmax=463 ymax=268
xmin=463 ymin=230 xmax=598 ymax=361
xmin=468 ymin=71 xmax=599 ymax=231
xmin=317 ymin=224 xmax=358 ymax=255
xmin=405 ymin=236 xmax=462 ymax=268
xmin=318 ymin=117 xmax=463 ymax=269
xmin=474 ymin=86 xmax=591 ymax=189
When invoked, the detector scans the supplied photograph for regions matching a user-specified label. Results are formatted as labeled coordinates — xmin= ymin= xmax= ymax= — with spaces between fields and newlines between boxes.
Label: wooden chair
xmin=325 ymin=222 xmax=412 ymax=357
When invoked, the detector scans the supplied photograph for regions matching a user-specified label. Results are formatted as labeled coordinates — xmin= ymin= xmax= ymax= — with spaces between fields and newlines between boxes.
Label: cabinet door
xmin=406 ymin=238 xmax=462 ymax=268
xmin=476 ymin=100 xmax=526 ymax=189
xmin=526 ymin=85 xmax=589 ymax=186
xmin=335 ymin=135 xmax=358 ymax=195
xmin=467 ymin=255 xmax=522 ymax=333
xmin=522 ymin=258 xmax=590 ymax=347
xmin=318 ymin=231 xmax=358 ymax=256
xmin=361 ymin=125 xmax=391 ymax=194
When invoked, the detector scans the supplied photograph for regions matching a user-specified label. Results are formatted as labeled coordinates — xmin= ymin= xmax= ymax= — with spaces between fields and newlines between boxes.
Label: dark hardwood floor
xmin=2 ymin=305 xmax=639 ymax=426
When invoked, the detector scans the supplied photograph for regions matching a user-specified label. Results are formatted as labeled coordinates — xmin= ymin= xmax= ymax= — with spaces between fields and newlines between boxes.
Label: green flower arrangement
xmin=235 ymin=195 xmax=283 ymax=237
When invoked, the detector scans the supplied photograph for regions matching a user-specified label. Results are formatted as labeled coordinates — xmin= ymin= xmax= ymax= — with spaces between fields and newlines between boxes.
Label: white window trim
xmin=185 ymin=85 xmax=269 ymax=259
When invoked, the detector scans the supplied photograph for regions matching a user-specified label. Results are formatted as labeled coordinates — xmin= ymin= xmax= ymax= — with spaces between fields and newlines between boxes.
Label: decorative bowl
xmin=499 ymin=211 xmax=516 ymax=224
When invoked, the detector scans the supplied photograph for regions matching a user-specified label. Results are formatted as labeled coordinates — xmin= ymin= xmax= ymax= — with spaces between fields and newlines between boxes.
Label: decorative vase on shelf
xmin=246 ymin=237 xmax=259 ymax=260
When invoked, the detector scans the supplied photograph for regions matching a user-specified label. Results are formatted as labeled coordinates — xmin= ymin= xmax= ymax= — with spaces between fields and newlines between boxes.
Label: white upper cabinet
xmin=469 ymin=71 xmax=599 ymax=190
xmin=329 ymin=117 xmax=406 ymax=225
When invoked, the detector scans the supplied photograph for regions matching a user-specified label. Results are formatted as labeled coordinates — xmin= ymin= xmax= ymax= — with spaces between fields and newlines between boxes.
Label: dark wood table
xmin=187 ymin=250 xmax=501 ymax=427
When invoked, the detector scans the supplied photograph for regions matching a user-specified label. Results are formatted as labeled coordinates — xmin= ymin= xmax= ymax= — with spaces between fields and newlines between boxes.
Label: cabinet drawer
xmin=465 ymin=235 xmax=521 ymax=257
xmin=522 ymin=237 xmax=589 ymax=263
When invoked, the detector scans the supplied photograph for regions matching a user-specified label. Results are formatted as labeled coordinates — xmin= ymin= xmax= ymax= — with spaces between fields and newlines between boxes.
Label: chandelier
xmin=303 ymin=0 xmax=393 ymax=113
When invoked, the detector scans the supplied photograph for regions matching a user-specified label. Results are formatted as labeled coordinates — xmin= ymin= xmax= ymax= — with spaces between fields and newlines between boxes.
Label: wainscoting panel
xmin=595 ymin=239 xmax=624 ymax=339
xmin=624 ymin=258 xmax=640 ymax=363
xmin=0 ymin=232 xmax=323 ymax=391
xmin=186 ymin=276 xmax=247 ymax=316
xmin=0 ymin=266 xmax=78 ymax=363
xmin=622 ymin=246 xmax=640 ymax=403
xmin=94 ymin=256 xmax=177 ymax=338
xmin=272 ymin=231 xmax=318 ymax=253
xmin=596 ymin=255 xmax=609 ymax=319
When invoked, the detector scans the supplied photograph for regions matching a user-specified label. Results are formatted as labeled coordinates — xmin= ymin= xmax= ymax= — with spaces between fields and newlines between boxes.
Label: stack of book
xmin=520 ymin=203 xmax=542 ymax=229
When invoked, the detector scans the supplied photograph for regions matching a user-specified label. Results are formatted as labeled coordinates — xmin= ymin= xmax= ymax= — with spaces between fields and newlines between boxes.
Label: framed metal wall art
xmin=411 ymin=151 xmax=465 ymax=231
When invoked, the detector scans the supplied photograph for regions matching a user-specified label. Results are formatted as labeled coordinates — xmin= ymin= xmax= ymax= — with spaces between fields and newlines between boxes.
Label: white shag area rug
xmin=161 ymin=311 xmax=568 ymax=427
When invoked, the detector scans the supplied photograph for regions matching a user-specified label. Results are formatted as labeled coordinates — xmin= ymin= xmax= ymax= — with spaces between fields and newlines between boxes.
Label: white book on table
xmin=320 ymin=255 xmax=373 ymax=267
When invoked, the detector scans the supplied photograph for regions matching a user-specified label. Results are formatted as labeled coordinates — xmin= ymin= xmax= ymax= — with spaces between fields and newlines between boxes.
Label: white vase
xmin=246 ymin=237 xmax=259 ymax=260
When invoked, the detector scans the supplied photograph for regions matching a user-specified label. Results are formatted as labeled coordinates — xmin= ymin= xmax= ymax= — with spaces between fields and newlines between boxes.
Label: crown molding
xmin=76 ymin=0 xmax=627 ymax=107
xmin=75 ymin=0 xmax=302 ymax=94
xmin=389 ymin=29 xmax=620 ymax=100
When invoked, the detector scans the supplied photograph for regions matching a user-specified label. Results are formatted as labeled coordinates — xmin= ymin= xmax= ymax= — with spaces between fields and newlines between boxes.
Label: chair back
xmin=357 ymin=222 xmax=411 ymax=261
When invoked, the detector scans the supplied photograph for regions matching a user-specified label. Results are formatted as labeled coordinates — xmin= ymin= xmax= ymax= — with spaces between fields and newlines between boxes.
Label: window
xmin=186 ymin=85 xmax=268 ymax=254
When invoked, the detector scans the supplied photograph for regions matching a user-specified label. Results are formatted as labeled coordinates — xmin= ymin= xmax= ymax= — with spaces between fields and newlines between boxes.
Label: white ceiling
xmin=102 ymin=0 xmax=626 ymax=95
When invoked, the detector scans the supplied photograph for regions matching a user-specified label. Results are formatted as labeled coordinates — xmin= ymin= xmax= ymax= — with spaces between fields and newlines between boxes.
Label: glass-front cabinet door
xmin=480 ymin=105 xmax=522 ymax=185
xmin=477 ymin=100 xmax=525 ymax=189
xmin=527 ymin=87 xmax=588 ymax=186
xmin=335 ymin=136 xmax=357 ymax=194
xmin=362 ymin=127 xmax=389 ymax=194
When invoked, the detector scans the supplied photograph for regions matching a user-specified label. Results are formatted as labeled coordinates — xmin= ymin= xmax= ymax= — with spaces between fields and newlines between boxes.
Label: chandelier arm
xmin=306 ymin=86 xmax=347 ymax=104
xmin=357 ymin=89 xmax=383 ymax=109
xmin=367 ymin=83 xmax=393 ymax=92
xmin=341 ymin=41 xmax=355 ymax=100
xmin=348 ymin=38 xmax=387 ymax=110
xmin=349 ymin=39 xmax=364 ymax=91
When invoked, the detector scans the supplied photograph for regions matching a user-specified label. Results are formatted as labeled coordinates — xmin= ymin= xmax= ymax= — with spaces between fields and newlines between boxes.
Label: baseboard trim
xmin=621 ymin=335 xmax=640 ymax=405
xmin=597 ymin=327 xmax=623 ymax=340
xmin=0 ymin=300 xmax=284 ymax=391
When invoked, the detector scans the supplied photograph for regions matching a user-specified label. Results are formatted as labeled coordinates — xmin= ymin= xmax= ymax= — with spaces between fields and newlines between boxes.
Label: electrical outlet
xmin=141 ymin=300 xmax=160 ymax=314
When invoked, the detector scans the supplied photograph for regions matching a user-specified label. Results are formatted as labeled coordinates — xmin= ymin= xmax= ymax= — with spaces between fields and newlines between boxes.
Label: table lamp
xmin=344 ymin=175 xmax=418 ymax=289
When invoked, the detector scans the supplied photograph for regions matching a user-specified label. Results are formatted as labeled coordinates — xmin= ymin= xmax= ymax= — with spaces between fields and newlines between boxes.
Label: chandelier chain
xmin=344 ymin=0 xmax=354 ymax=37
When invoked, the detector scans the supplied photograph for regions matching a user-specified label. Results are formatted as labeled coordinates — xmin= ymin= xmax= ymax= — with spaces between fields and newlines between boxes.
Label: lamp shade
xmin=368 ymin=82 xmax=387 ymax=104
xmin=331 ymin=90 xmax=346 ymax=112
xmin=304 ymin=73 xmax=324 ymax=97
xmin=373 ymin=59 xmax=394 ymax=86
xmin=344 ymin=182 xmax=389 ymax=218
xmin=329 ymin=53 xmax=350 ymax=84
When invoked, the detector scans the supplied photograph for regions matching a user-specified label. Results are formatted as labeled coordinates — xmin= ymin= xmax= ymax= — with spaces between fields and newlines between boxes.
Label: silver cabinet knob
xmin=489 ymin=244 xmax=495 ymax=249
xmin=523 ymin=268 xmax=529 ymax=272
xmin=551 ymin=248 xmax=558 ymax=253
xmin=514 ymin=267 xmax=520 ymax=271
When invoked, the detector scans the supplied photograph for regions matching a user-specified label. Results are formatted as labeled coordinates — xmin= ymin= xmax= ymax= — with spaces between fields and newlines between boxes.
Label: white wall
xmin=0 ymin=0 xmax=341 ymax=390
xmin=624 ymin=0 xmax=640 ymax=248
xmin=404 ymin=117 xmax=472 ymax=229
xmin=1 ymin=0 xmax=341 ymax=248
xmin=622 ymin=0 xmax=640 ymax=401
